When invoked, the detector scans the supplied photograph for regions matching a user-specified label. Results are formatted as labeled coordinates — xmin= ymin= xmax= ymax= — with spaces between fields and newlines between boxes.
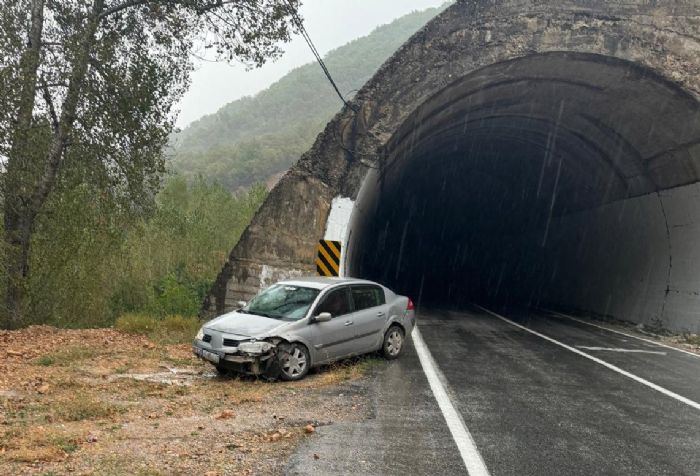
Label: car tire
xmin=278 ymin=343 xmax=310 ymax=381
xmin=215 ymin=365 xmax=229 ymax=376
xmin=382 ymin=325 xmax=405 ymax=360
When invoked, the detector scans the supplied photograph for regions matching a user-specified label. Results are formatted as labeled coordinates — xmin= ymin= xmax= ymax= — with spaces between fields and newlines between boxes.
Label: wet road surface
xmin=286 ymin=306 xmax=700 ymax=475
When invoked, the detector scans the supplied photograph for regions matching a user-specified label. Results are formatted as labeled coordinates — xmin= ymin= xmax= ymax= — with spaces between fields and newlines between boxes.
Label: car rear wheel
xmin=382 ymin=326 xmax=405 ymax=360
xmin=278 ymin=343 xmax=310 ymax=381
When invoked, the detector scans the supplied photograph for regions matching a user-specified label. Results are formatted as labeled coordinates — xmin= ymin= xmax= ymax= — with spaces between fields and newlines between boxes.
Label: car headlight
xmin=237 ymin=341 xmax=272 ymax=354
xmin=195 ymin=327 xmax=204 ymax=341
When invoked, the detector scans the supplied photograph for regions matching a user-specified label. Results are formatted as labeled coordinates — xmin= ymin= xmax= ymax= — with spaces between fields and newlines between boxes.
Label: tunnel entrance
xmin=347 ymin=52 xmax=700 ymax=326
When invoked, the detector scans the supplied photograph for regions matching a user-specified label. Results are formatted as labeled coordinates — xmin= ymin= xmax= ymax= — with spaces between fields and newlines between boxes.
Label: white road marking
xmin=412 ymin=326 xmax=491 ymax=476
xmin=575 ymin=346 xmax=667 ymax=355
xmin=545 ymin=309 xmax=700 ymax=359
xmin=476 ymin=306 xmax=700 ymax=412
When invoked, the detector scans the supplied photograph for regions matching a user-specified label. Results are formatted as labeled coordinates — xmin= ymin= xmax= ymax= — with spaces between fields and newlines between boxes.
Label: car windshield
xmin=243 ymin=284 xmax=320 ymax=321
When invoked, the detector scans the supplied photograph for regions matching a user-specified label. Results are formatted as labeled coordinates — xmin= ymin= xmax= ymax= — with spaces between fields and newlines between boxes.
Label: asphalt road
xmin=286 ymin=306 xmax=700 ymax=475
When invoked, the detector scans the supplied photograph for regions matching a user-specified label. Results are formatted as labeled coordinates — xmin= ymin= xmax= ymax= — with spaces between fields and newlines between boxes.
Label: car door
xmin=308 ymin=286 xmax=356 ymax=363
xmin=349 ymin=285 xmax=387 ymax=352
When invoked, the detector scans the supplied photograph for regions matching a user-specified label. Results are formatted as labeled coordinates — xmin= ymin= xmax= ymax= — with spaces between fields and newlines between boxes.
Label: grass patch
xmin=34 ymin=347 xmax=99 ymax=367
xmin=36 ymin=355 xmax=55 ymax=366
xmin=683 ymin=333 xmax=700 ymax=346
xmin=115 ymin=313 xmax=200 ymax=344
xmin=4 ymin=446 xmax=66 ymax=463
xmin=52 ymin=397 xmax=122 ymax=422
xmin=137 ymin=470 xmax=166 ymax=476
xmin=1 ymin=427 xmax=81 ymax=463
xmin=49 ymin=434 xmax=79 ymax=454
xmin=115 ymin=313 xmax=159 ymax=334
xmin=310 ymin=356 xmax=384 ymax=386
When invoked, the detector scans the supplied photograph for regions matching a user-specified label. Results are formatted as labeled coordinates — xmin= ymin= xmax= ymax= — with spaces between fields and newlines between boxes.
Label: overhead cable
xmin=283 ymin=0 xmax=358 ymax=112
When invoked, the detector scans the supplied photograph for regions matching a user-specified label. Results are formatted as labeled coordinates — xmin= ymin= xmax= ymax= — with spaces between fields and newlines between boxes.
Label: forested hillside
xmin=171 ymin=5 xmax=446 ymax=191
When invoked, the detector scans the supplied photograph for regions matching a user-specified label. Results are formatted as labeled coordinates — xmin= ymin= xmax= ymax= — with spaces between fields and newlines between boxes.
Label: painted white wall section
xmin=323 ymin=196 xmax=355 ymax=276
xmin=538 ymin=181 xmax=700 ymax=333
xmin=345 ymin=169 xmax=381 ymax=278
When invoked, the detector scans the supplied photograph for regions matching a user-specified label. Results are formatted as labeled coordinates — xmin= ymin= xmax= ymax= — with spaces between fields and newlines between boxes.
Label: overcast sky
xmin=176 ymin=0 xmax=447 ymax=128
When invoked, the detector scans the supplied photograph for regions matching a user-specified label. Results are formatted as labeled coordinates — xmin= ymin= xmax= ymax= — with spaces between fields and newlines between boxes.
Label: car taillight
xmin=406 ymin=298 xmax=415 ymax=311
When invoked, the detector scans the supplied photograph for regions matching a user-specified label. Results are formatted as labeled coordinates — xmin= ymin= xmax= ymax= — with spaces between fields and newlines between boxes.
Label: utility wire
xmin=283 ymin=0 xmax=358 ymax=112
xmin=282 ymin=0 xmax=377 ymax=168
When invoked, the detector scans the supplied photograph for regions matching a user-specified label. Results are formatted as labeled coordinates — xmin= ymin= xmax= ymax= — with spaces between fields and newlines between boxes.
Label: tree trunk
xmin=3 ymin=0 xmax=45 ymax=328
xmin=2 ymin=0 xmax=104 ymax=328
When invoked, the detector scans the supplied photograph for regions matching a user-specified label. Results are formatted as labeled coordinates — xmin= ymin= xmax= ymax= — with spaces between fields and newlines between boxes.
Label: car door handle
xmin=377 ymin=311 xmax=385 ymax=316
xmin=344 ymin=321 xmax=354 ymax=326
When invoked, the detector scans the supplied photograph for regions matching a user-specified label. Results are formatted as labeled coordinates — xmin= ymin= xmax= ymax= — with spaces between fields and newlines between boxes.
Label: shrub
xmin=114 ymin=313 xmax=201 ymax=344
xmin=151 ymin=273 xmax=202 ymax=317
xmin=114 ymin=313 xmax=159 ymax=335
xmin=109 ymin=279 xmax=153 ymax=318
xmin=158 ymin=315 xmax=202 ymax=344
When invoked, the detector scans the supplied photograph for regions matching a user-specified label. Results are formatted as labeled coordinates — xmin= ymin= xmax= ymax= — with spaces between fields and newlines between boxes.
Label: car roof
xmin=277 ymin=276 xmax=381 ymax=290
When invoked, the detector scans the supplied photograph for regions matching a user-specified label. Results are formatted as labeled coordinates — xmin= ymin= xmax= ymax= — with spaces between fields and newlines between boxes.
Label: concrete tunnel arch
xmin=204 ymin=0 xmax=700 ymax=333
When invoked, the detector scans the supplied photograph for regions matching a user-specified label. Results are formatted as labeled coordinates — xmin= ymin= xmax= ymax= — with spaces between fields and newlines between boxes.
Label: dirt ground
xmin=0 ymin=326 xmax=381 ymax=475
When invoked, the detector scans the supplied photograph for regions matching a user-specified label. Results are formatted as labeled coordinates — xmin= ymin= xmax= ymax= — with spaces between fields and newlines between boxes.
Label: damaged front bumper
xmin=192 ymin=339 xmax=278 ymax=376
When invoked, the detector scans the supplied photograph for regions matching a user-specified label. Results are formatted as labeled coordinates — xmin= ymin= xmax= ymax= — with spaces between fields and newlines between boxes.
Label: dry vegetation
xmin=0 ymin=326 xmax=382 ymax=475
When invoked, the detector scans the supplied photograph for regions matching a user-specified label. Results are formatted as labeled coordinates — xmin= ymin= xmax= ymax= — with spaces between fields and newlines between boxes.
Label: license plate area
xmin=196 ymin=348 xmax=221 ymax=364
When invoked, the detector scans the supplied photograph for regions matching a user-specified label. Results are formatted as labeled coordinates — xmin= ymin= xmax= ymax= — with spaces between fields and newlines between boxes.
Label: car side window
xmin=315 ymin=287 xmax=351 ymax=317
xmin=351 ymin=285 xmax=386 ymax=311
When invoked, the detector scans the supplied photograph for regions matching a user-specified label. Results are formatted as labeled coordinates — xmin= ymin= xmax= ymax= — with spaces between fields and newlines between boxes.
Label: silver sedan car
xmin=192 ymin=277 xmax=416 ymax=381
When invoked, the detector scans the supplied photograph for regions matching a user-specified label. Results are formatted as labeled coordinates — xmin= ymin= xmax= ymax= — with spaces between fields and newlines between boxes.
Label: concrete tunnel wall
xmin=540 ymin=185 xmax=700 ymax=332
xmin=203 ymin=0 xmax=700 ymax=333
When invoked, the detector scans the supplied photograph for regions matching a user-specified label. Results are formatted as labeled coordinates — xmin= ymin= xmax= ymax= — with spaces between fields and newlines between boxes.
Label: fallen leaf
xmin=37 ymin=384 xmax=50 ymax=394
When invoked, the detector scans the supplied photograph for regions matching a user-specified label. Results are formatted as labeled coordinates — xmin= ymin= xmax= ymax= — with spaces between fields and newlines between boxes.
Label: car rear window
xmin=351 ymin=285 xmax=385 ymax=311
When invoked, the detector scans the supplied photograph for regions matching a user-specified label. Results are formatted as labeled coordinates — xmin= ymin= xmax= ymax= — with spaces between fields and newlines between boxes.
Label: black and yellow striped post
xmin=316 ymin=240 xmax=341 ymax=277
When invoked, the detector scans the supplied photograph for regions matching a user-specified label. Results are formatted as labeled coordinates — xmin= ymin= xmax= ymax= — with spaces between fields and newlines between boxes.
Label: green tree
xmin=24 ymin=173 xmax=266 ymax=327
xmin=0 ymin=0 xmax=301 ymax=327
xmin=108 ymin=177 xmax=267 ymax=321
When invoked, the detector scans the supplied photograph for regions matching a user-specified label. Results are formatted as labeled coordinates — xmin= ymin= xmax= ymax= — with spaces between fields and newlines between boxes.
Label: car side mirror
xmin=313 ymin=312 xmax=332 ymax=323
xmin=237 ymin=301 xmax=247 ymax=309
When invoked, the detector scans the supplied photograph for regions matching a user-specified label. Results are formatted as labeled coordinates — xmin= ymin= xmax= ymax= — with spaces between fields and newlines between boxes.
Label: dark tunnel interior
xmin=347 ymin=52 xmax=700 ymax=321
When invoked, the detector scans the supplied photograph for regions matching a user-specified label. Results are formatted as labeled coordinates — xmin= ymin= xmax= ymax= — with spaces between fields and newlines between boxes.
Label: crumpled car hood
xmin=204 ymin=311 xmax=286 ymax=337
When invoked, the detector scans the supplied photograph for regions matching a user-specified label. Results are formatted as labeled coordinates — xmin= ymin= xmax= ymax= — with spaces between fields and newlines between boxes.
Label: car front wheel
xmin=215 ymin=365 xmax=229 ymax=376
xmin=382 ymin=325 xmax=405 ymax=360
xmin=278 ymin=343 xmax=310 ymax=381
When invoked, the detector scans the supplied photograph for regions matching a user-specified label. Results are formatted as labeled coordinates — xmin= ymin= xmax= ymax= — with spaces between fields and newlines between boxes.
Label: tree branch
xmin=30 ymin=0 xmax=106 ymax=220
xmin=99 ymin=0 xmax=150 ymax=19
xmin=99 ymin=0 xmax=242 ymax=19
xmin=8 ymin=0 xmax=45 ymax=151
xmin=43 ymin=82 xmax=69 ymax=88
xmin=40 ymin=76 xmax=59 ymax=133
